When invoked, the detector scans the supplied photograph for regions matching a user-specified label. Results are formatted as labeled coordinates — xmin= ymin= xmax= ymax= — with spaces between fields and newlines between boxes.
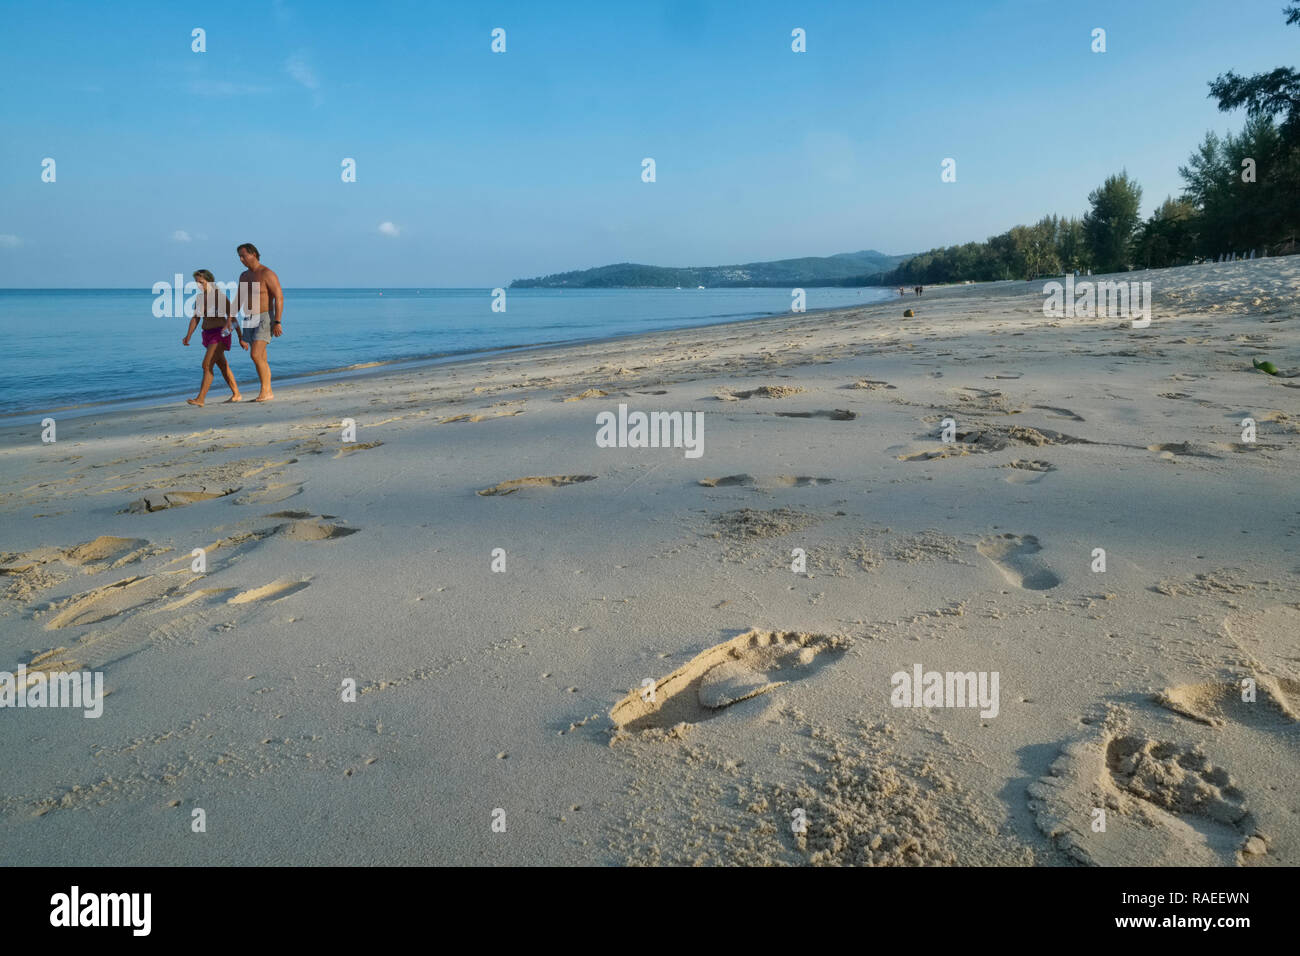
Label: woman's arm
xmin=227 ymin=300 xmax=247 ymax=349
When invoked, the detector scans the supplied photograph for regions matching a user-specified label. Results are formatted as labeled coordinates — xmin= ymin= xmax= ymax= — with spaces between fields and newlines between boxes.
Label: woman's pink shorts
xmin=201 ymin=327 xmax=232 ymax=351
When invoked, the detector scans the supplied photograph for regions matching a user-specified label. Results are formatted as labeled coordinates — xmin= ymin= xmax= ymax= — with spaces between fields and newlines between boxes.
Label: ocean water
xmin=0 ymin=286 xmax=895 ymax=417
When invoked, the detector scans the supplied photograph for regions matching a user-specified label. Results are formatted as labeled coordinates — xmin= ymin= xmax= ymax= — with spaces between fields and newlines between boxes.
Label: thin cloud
xmin=286 ymin=53 xmax=319 ymax=91
xmin=173 ymin=230 xmax=192 ymax=242
xmin=378 ymin=222 xmax=400 ymax=237
xmin=0 ymin=234 xmax=22 ymax=248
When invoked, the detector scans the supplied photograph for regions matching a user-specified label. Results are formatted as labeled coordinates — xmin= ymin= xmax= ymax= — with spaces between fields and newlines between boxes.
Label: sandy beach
xmin=2 ymin=256 xmax=1297 ymax=866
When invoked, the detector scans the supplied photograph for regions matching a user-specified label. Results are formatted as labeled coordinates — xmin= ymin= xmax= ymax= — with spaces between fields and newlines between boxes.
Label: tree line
xmin=874 ymin=5 xmax=1300 ymax=286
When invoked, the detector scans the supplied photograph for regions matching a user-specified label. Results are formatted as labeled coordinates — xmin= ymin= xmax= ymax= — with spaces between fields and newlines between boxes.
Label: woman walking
xmin=182 ymin=269 xmax=245 ymax=406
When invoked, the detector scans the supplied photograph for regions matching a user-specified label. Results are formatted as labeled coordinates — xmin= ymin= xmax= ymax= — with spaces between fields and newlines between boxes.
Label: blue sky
xmin=0 ymin=0 xmax=1294 ymax=287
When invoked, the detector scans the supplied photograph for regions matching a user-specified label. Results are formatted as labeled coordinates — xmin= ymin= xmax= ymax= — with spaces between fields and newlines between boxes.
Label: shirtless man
xmin=234 ymin=242 xmax=284 ymax=402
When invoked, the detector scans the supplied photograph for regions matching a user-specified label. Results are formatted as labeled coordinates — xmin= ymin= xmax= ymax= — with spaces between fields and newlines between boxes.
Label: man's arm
xmin=183 ymin=315 xmax=199 ymax=344
xmin=265 ymin=268 xmax=285 ymax=334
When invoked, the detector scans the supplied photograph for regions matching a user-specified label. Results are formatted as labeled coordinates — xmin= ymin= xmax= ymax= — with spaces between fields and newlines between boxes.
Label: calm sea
xmin=0 ymin=286 xmax=894 ymax=417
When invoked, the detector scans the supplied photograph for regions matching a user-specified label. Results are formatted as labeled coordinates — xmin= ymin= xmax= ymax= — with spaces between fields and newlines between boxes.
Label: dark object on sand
xmin=1252 ymin=359 xmax=1279 ymax=375
xmin=904 ymin=308 xmax=915 ymax=317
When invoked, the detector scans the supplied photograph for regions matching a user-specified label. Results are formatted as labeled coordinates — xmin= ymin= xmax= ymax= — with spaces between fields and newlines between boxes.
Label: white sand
xmin=1 ymin=257 xmax=1297 ymax=865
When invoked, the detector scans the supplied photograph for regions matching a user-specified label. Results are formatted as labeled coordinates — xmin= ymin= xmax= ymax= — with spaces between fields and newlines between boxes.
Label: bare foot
xmin=252 ymin=393 xmax=274 ymax=403
xmin=224 ymin=394 xmax=242 ymax=403
xmin=187 ymin=398 xmax=204 ymax=407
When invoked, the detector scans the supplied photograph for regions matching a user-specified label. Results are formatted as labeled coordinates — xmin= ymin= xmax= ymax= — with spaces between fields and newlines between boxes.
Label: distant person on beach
xmin=233 ymin=242 xmax=284 ymax=402
xmin=915 ymin=285 xmax=923 ymax=296
xmin=182 ymin=269 xmax=243 ymax=406
xmin=898 ymin=287 xmax=906 ymax=296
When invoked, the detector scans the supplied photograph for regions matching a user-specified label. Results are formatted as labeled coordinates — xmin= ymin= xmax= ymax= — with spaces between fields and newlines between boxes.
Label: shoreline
xmin=0 ymin=295 xmax=892 ymax=424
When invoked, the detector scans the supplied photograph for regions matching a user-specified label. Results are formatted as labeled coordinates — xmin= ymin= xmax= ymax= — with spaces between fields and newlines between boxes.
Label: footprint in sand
xmin=227 ymin=579 xmax=312 ymax=605
xmin=843 ymin=380 xmax=896 ymax=391
xmin=899 ymin=426 xmax=1081 ymax=462
xmin=713 ymin=508 xmax=822 ymax=539
xmin=953 ymin=386 xmax=1025 ymax=415
xmin=1105 ymin=736 xmax=1254 ymax=844
xmin=165 ymin=526 xmax=279 ymax=567
xmin=976 ymin=533 xmax=1060 ymax=590
xmin=995 ymin=426 xmax=1086 ymax=448
xmin=43 ymin=573 xmax=191 ymax=629
xmin=698 ymin=475 xmax=834 ymax=488
xmin=609 ymin=628 xmax=849 ymax=734
xmin=125 ymin=487 xmax=238 ymax=513
xmin=1029 ymin=721 xmax=1265 ymax=866
xmin=274 ymin=518 xmax=360 ymax=541
xmin=1147 ymin=442 xmax=1220 ymax=460
xmin=1002 ymin=459 xmax=1055 ymax=484
xmin=774 ymin=409 xmax=857 ymax=420
xmin=159 ymin=587 xmax=240 ymax=611
xmin=1032 ymin=405 xmax=1085 ymax=421
xmin=1206 ymin=441 xmax=1284 ymax=454
xmin=234 ymin=482 xmax=304 ymax=505
xmin=439 ymin=407 xmax=525 ymax=423
xmin=240 ymin=458 xmax=298 ymax=479
xmin=897 ymin=445 xmax=971 ymax=462
xmin=477 ymin=475 xmax=596 ymax=496
xmin=1224 ymin=606 xmax=1300 ymax=682
xmin=715 ymin=385 xmax=806 ymax=401
xmin=1 ymin=536 xmax=155 ymax=592
xmin=334 ymin=441 xmax=384 ymax=459
xmin=1154 ymin=677 xmax=1300 ymax=728
xmin=61 ymin=536 xmax=151 ymax=570
xmin=561 ymin=389 xmax=609 ymax=403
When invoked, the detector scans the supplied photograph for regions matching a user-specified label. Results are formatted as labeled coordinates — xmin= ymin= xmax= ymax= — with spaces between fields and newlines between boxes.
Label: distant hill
xmin=510 ymin=249 xmax=912 ymax=288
